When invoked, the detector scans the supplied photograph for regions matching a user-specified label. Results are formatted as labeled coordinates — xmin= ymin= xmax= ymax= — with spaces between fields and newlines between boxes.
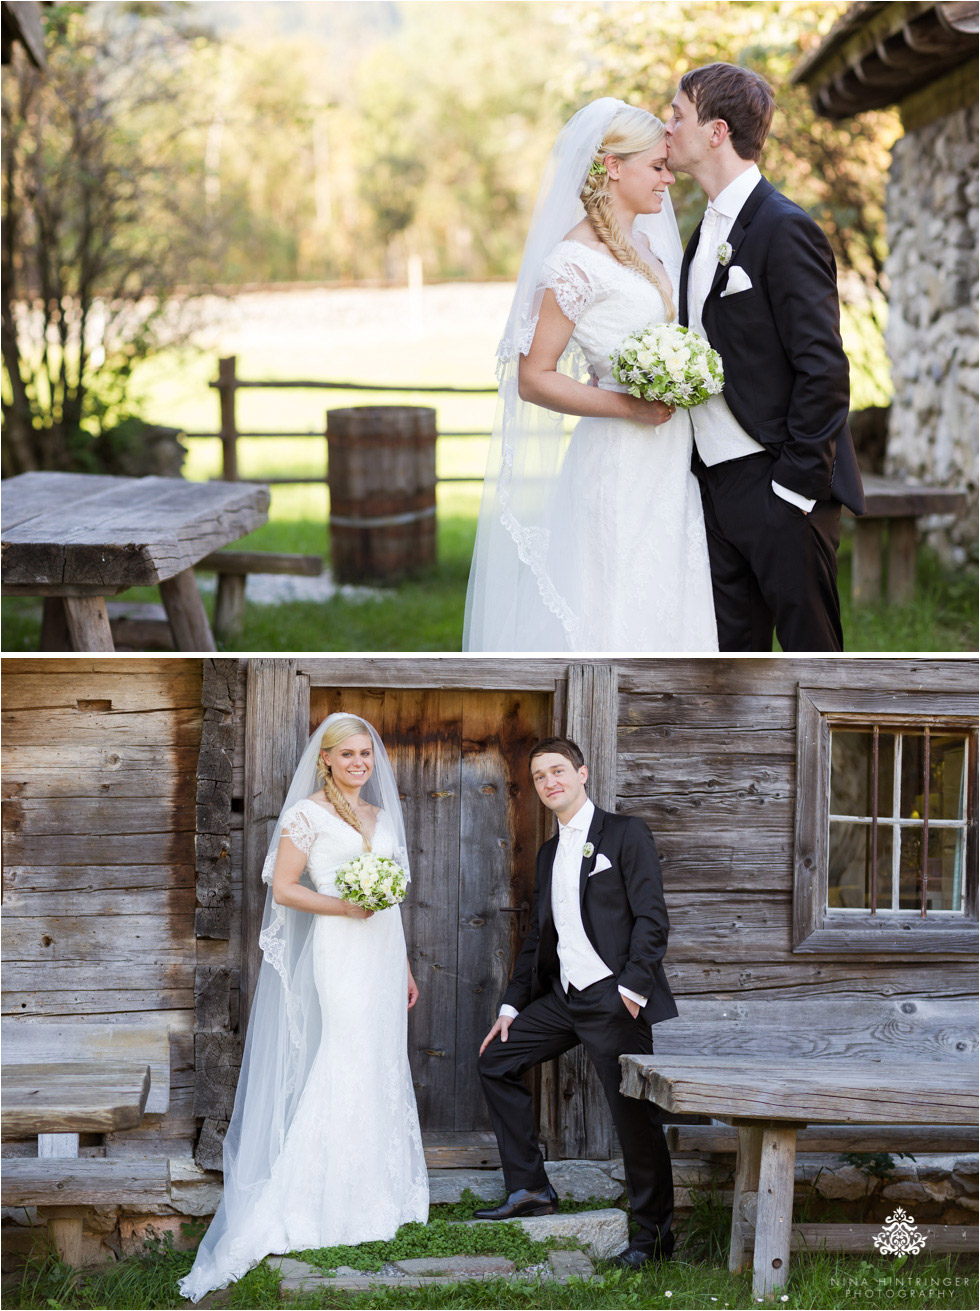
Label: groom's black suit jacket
xmin=501 ymin=806 xmax=678 ymax=1026
xmin=680 ymin=177 xmax=865 ymax=517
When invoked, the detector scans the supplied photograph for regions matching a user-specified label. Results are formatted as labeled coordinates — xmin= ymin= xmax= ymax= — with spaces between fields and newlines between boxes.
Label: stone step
xmin=276 ymin=1247 xmax=597 ymax=1294
xmin=429 ymin=1159 xmax=624 ymax=1205
xmin=462 ymin=1206 xmax=628 ymax=1260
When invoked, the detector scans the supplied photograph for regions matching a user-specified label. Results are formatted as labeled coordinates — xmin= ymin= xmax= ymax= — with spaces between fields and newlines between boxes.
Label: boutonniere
xmin=717 ymin=242 xmax=732 ymax=266
xmin=583 ymin=842 xmax=595 ymax=859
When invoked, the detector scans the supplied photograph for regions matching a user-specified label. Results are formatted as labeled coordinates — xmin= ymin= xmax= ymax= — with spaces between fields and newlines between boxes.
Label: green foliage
xmin=838 ymin=1150 xmax=916 ymax=1182
xmin=678 ymin=1179 xmax=732 ymax=1266
xmin=298 ymin=1212 xmax=553 ymax=1274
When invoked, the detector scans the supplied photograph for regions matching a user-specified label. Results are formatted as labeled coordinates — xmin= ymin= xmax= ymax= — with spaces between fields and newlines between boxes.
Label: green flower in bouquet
xmin=610 ymin=322 xmax=724 ymax=410
xmin=335 ymin=853 xmax=408 ymax=911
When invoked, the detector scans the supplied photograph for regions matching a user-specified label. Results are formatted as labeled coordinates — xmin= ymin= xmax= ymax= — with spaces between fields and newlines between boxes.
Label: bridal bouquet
xmin=610 ymin=323 xmax=724 ymax=409
xmin=335 ymin=852 xmax=408 ymax=911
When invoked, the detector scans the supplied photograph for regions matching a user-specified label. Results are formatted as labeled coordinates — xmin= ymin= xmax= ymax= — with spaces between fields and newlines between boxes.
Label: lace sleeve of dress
xmin=539 ymin=246 xmax=597 ymax=325
xmin=280 ymin=802 xmax=317 ymax=857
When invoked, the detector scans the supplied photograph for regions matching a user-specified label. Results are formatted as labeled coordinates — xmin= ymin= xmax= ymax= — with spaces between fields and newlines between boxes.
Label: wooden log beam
xmin=736 ymin=1221 xmax=979 ymax=1255
xmin=669 ymin=1122 xmax=980 ymax=1155
xmin=212 ymin=574 xmax=246 ymax=646
xmin=1 ymin=1062 xmax=150 ymax=1136
xmin=197 ymin=551 xmax=323 ymax=576
xmin=62 ymin=597 xmax=114 ymax=652
xmin=752 ymin=1123 xmax=798 ymax=1299
xmin=2 ymin=1158 xmax=171 ymax=1208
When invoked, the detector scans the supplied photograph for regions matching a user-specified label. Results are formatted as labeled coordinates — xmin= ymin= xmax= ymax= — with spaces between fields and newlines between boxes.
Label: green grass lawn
xmin=6 ymin=1233 xmax=976 ymax=1311
xmin=3 ymin=490 xmax=976 ymax=652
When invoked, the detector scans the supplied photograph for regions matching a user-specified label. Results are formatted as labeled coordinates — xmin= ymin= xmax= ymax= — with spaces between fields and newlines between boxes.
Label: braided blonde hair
xmin=316 ymin=715 xmax=372 ymax=848
xmin=581 ymin=105 xmax=676 ymax=321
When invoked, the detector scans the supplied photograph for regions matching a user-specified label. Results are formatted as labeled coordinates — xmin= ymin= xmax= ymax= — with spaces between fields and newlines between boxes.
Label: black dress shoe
xmin=611 ymin=1238 xmax=674 ymax=1270
xmin=473 ymin=1185 xmax=559 ymax=1220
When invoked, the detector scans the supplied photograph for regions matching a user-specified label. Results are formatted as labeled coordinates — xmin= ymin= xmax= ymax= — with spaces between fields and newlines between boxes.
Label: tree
xmin=1 ymin=2 xmax=213 ymax=475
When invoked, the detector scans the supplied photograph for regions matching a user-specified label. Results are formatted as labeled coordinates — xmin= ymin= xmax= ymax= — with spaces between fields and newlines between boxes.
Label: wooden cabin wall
xmin=616 ymin=658 xmax=977 ymax=1017
xmin=1 ymin=658 xmax=203 ymax=1156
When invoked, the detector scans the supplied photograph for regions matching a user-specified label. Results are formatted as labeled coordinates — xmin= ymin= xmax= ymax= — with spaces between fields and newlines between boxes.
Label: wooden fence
xmin=183 ymin=355 xmax=497 ymax=485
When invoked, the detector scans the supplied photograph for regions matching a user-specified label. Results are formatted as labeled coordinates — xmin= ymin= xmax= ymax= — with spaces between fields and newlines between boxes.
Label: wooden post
xmin=752 ymin=1122 xmax=798 ymax=1300
xmin=729 ymin=1125 xmax=764 ymax=1272
xmin=159 ymin=569 xmax=217 ymax=651
xmin=38 ymin=1133 xmax=83 ymax=1264
xmin=40 ymin=598 xmax=71 ymax=650
xmin=886 ymin=518 xmax=917 ymax=605
xmin=851 ymin=519 xmax=884 ymax=606
xmin=218 ymin=356 xmax=239 ymax=482
xmin=62 ymin=597 xmax=115 ymax=652
xmin=213 ymin=574 xmax=247 ymax=646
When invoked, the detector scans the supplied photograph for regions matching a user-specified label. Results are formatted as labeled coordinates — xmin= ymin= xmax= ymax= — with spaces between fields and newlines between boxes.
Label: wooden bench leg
xmin=729 ymin=1125 xmax=763 ymax=1273
xmin=752 ymin=1123 xmax=798 ymax=1300
xmin=851 ymin=519 xmax=884 ymax=606
xmin=212 ymin=573 xmax=247 ymax=646
xmin=62 ymin=597 xmax=115 ymax=652
xmin=40 ymin=598 xmax=71 ymax=651
xmin=159 ymin=568 xmax=217 ymax=651
xmin=886 ymin=518 xmax=917 ymax=605
xmin=38 ymin=1132 xmax=84 ymax=1265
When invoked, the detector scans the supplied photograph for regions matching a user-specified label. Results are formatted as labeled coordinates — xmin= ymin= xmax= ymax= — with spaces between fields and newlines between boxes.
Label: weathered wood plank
xmin=663 ymin=892 xmax=793 ymax=962
xmin=3 ymin=916 xmax=195 ymax=962
xmin=389 ymin=689 xmax=464 ymax=1134
xmin=2 ymin=705 xmax=203 ymax=748
xmin=422 ymin=1132 xmax=503 ymax=1169
xmin=2 ymin=887 xmax=197 ymax=918
xmin=300 ymin=658 xmax=571 ymax=692
xmin=651 ymin=995 xmax=979 ymax=1063
xmin=618 ymin=755 xmax=793 ymax=822
xmin=620 ymin=1056 xmax=979 ymax=1124
xmin=2 ymin=473 xmax=270 ymax=587
xmin=1 ymin=1062 xmax=151 ymax=1136
xmin=670 ymin=1123 xmax=980 ymax=1154
xmin=619 ymin=693 xmax=797 ymax=732
xmin=1 ymin=1158 xmax=170 ymax=1208
xmin=617 ymin=659 xmax=978 ymax=697
xmin=729 ymin=1126 xmax=763 ymax=1273
xmin=193 ymin=1033 xmax=242 ymax=1119
xmin=197 ymin=550 xmax=323 ymax=576
xmin=742 ymin=1222 xmax=980 ymax=1254
xmin=2 ymin=795 xmax=195 ymax=836
xmin=2 ymin=832 xmax=195 ymax=867
xmin=2 ymin=990 xmax=194 ymax=1017
xmin=241 ymin=659 xmax=298 ymax=1028
xmin=1 ymin=1022 xmax=171 ymax=1114
xmin=1 ymin=959 xmax=195 ymax=992
xmin=664 ymin=960 xmax=977 ymax=1000
xmin=2 ymin=864 xmax=195 ymax=893
xmin=0 ymin=662 xmax=203 ymax=711
xmin=619 ymin=729 xmax=796 ymax=758
xmin=456 ymin=691 xmax=548 ymax=1133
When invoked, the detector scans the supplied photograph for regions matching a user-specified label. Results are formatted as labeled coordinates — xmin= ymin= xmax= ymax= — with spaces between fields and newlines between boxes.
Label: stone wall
xmin=884 ymin=102 xmax=979 ymax=564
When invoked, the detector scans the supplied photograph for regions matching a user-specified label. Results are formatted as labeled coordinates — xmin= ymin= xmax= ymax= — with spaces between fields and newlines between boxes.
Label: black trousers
xmin=477 ymin=977 xmax=674 ymax=1250
xmin=696 ymin=451 xmax=843 ymax=652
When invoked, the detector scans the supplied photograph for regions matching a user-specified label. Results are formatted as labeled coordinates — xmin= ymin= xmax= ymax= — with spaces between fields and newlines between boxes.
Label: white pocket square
xmin=589 ymin=854 xmax=613 ymax=875
xmin=720 ymin=265 xmax=753 ymax=297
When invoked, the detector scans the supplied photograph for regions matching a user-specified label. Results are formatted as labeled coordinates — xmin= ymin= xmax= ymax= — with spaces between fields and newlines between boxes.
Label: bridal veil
xmin=462 ymin=97 xmax=684 ymax=651
xmin=178 ymin=713 xmax=410 ymax=1301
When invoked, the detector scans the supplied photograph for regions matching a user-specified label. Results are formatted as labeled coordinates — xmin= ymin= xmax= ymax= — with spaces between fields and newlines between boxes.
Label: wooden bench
xmin=196 ymin=549 xmax=324 ymax=645
xmin=1 ymin=472 xmax=270 ymax=651
xmin=622 ymin=1054 xmax=978 ymax=1300
xmin=1 ymin=1021 xmax=173 ymax=1264
xmin=846 ymin=474 xmax=968 ymax=605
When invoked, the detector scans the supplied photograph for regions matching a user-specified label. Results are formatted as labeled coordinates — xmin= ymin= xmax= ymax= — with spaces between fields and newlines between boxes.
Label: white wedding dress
xmin=179 ymin=799 xmax=428 ymax=1301
xmin=514 ymin=240 xmax=718 ymax=651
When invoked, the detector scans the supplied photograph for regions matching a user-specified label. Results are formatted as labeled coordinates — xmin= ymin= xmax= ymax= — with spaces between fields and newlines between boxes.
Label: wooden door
xmin=307 ymin=686 xmax=551 ymax=1136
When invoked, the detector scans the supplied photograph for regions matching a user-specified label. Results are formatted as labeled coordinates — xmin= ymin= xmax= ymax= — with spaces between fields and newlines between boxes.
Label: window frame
xmin=793 ymin=686 xmax=978 ymax=954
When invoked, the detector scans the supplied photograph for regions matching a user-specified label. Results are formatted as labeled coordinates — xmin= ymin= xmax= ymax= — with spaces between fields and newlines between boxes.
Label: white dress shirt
xmin=688 ymin=163 xmax=816 ymax=514
xmin=499 ymin=798 xmax=647 ymax=1020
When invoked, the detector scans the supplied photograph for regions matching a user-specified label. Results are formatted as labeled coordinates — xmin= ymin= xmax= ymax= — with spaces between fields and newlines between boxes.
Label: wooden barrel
xmin=326 ymin=406 xmax=437 ymax=584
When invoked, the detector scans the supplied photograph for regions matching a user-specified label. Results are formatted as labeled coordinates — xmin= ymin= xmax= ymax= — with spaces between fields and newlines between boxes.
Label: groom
xmin=476 ymin=737 xmax=676 ymax=1268
xmin=666 ymin=62 xmax=865 ymax=652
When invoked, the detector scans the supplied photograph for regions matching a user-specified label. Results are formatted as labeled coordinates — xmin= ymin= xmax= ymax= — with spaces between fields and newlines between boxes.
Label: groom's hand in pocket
xmin=479 ymin=1015 xmax=512 ymax=1056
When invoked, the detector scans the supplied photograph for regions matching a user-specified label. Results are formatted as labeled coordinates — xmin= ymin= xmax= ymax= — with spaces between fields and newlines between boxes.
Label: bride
xmin=179 ymin=713 xmax=428 ymax=1302
xmin=464 ymin=98 xmax=718 ymax=652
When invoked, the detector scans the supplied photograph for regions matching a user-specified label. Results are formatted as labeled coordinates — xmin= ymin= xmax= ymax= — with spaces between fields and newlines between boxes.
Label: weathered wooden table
xmin=620 ymin=1055 xmax=979 ymax=1299
xmin=1 ymin=1060 xmax=162 ymax=1263
xmin=1 ymin=472 xmax=270 ymax=651
xmin=846 ymin=474 xmax=968 ymax=606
